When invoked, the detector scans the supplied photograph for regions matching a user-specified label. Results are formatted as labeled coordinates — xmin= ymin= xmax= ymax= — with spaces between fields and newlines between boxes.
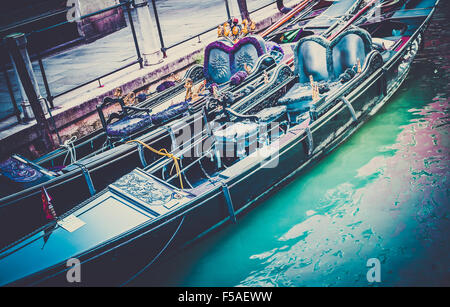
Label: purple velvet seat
xmin=204 ymin=35 xmax=267 ymax=84
xmin=106 ymin=114 xmax=153 ymax=137
xmin=105 ymin=100 xmax=191 ymax=137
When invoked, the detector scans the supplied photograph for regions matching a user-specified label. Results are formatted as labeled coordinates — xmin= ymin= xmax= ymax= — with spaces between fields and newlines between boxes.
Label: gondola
xmin=0 ymin=0 xmax=438 ymax=286
xmin=0 ymin=0 xmax=355 ymax=247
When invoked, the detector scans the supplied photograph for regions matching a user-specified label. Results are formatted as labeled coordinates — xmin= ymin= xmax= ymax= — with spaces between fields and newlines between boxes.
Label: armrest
xmin=99 ymin=97 xmax=124 ymax=108
xmin=123 ymin=106 xmax=152 ymax=114
xmin=225 ymin=108 xmax=260 ymax=123
xmin=97 ymin=97 xmax=126 ymax=130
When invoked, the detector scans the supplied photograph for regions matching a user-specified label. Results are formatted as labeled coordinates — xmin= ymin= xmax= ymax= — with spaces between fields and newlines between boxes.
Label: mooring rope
xmin=126 ymin=139 xmax=184 ymax=190
xmin=61 ymin=136 xmax=77 ymax=165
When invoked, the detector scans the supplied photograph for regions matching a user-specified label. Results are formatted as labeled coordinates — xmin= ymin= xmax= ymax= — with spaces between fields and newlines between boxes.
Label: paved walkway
xmin=0 ymin=0 xmax=284 ymax=121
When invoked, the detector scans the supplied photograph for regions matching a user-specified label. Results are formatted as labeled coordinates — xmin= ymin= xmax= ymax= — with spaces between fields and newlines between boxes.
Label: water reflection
xmin=239 ymin=84 xmax=449 ymax=286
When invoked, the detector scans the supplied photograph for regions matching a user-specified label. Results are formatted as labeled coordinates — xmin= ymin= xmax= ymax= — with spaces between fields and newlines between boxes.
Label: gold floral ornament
xmin=218 ymin=18 xmax=255 ymax=42
xmin=217 ymin=25 xmax=224 ymax=37
xmin=223 ymin=22 xmax=231 ymax=37
xmin=310 ymin=75 xmax=320 ymax=101
xmin=244 ymin=63 xmax=253 ymax=75
xmin=123 ymin=91 xmax=136 ymax=106
xmin=263 ymin=70 xmax=269 ymax=84
xmin=171 ymin=72 xmax=181 ymax=83
xmin=113 ymin=87 xmax=123 ymax=97
xmin=185 ymin=78 xmax=206 ymax=102
xmin=241 ymin=19 xmax=249 ymax=35
xmin=194 ymin=80 xmax=207 ymax=100
xmin=184 ymin=78 xmax=194 ymax=101
xmin=249 ymin=20 xmax=256 ymax=33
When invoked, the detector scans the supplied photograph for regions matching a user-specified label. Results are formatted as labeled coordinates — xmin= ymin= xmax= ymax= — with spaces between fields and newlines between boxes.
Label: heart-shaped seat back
xmin=294 ymin=28 xmax=373 ymax=83
xmin=204 ymin=36 xmax=267 ymax=84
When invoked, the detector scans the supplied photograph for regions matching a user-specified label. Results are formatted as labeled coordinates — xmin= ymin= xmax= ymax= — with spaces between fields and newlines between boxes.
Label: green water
xmin=133 ymin=8 xmax=450 ymax=287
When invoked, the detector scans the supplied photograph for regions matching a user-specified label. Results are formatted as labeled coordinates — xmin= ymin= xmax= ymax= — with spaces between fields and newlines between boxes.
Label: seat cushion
xmin=214 ymin=122 xmax=259 ymax=142
xmin=255 ymin=106 xmax=287 ymax=122
xmin=278 ymin=83 xmax=313 ymax=107
xmin=106 ymin=114 xmax=152 ymax=137
xmin=150 ymin=100 xmax=190 ymax=126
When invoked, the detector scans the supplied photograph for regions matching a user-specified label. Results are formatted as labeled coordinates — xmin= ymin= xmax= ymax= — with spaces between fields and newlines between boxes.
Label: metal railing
xmin=0 ymin=0 xmax=140 ymax=122
xmin=150 ymin=0 xmax=279 ymax=57
xmin=1 ymin=0 xmax=288 ymax=124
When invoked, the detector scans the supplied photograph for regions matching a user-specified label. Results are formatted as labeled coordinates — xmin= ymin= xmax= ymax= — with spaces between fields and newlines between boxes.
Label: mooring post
xmin=5 ymin=33 xmax=54 ymax=152
xmin=237 ymin=0 xmax=250 ymax=21
xmin=6 ymin=34 xmax=46 ymax=121
xmin=1 ymin=61 xmax=22 ymax=123
xmin=133 ymin=0 xmax=163 ymax=65
xmin=8 ymin=57 xmax=29 ymax=120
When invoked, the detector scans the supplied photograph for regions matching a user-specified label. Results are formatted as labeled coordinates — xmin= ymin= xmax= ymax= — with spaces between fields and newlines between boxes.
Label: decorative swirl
xmin=112 ymin=172 xmax=174 ymax=206
xmin=0 ymin=157 xmax=43 ymax=183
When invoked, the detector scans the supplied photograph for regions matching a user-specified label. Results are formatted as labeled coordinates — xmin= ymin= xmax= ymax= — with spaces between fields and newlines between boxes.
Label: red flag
xmin=41 ymin=187 xmax=57 ymax=221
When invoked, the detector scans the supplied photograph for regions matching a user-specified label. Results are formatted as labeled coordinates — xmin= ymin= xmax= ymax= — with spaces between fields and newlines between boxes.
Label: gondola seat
xmin=99 ymin=97 xmax=191 ymax=138
xmin=149 ymin=100 xmax=191 ymax=126
xmin=97 ymin=97 xmax=153 ymax=138
xmin=105 ymin=114 xmax=153 ymax=137
xmin=278 ymin=29 xmax=373 ymax=121
xmin=204 ymin=36 xmax=267 ymax=84
xmin=213 ymin=122 xmax=260 ymax=160
xmin=294 ymin=28 xmax=373 ymax=83
xmin=331 ymin=30 xmax=372 ymax=78
xmin=255 ymin=105 xmax=287 ymax=123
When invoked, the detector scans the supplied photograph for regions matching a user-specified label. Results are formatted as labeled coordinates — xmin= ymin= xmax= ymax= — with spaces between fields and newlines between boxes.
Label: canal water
xmin=130 ymin=1 xmax=450 ymax=287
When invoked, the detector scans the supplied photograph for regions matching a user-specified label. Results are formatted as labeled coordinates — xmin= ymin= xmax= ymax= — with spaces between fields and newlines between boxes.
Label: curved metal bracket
xmin=164 ymin=125 xmax=178 ymax=152
xmin=73 ymin=163 xmax=96 ymax=196
xmin=137 ymin=143 xmax=147 ymax=167
xmin=305 ymin=126 xmax=314 ymax=156
xmin=277 ymin=0 xmax=293 ymax=14
xmin=341 ymin=97 xmax=358 ymax=122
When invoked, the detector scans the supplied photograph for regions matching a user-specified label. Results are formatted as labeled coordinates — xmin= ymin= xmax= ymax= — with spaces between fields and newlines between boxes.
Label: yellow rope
xmin=126 ymin=140 xmax=184 ymax=190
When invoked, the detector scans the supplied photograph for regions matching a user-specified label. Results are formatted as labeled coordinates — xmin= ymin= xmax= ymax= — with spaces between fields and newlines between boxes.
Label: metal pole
xmin=237 ymin=0 xmax=250 ymax=21
xmin=37 ymin=58 xmax=54 ymax=108
xmin=126 ymin=2 xmax=144 ymax=68
xmin=224 ymin=0 xmax=232 ymax=20
xmin=227 ymin=0 xmax=241 ymax=19
xmin=8 ymin=53 xmax=31 ymax=121
xmin=5 ymin=33 xmax=54 ymax=152
xmin=150 ymin=0 xmax=167 ymax=58
xmin=133 ymin=0 xmax=163 ymax=64
xmin=1 ymin=62 xmax=22 ymax=123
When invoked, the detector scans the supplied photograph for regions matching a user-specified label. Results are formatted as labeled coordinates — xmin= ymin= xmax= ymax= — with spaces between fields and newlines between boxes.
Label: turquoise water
xmin=132 ymin=6 xmax=450 ymax=287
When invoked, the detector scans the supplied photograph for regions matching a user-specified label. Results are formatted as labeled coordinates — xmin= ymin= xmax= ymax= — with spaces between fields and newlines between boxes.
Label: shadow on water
xmin=130 ymin=2 xmax=450 ymax=287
